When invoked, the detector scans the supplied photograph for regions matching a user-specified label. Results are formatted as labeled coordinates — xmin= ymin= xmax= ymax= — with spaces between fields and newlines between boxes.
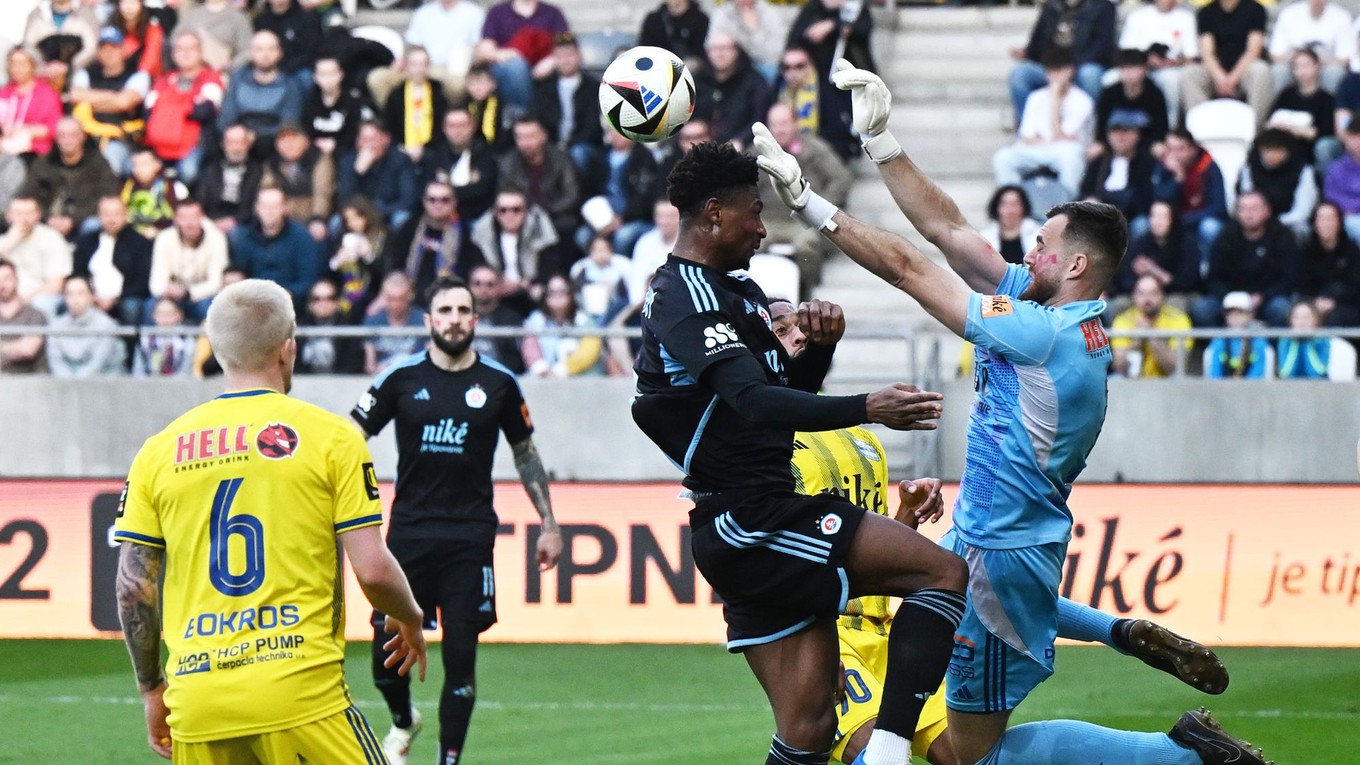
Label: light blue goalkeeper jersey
xmin=955 ymin=263 xmax=1112 ymax=550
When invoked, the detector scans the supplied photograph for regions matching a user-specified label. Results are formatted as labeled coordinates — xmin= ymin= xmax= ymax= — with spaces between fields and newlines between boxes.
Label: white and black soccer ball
xmin=598 ymin=46 xmax=696 ymax=143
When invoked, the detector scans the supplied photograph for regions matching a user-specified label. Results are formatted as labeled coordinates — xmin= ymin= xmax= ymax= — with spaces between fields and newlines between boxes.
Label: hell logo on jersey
xmin=256 ymin=423 xmax=300 ymax=460
xmin=1080 ymin=318 xmax=1110 ymax=354
xmin=175 ymin=425 xmax=252 ymax=465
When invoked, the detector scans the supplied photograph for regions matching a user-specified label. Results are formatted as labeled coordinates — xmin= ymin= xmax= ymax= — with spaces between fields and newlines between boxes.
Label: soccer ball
xmin=598 ymin=46 xmax=696 ymax=143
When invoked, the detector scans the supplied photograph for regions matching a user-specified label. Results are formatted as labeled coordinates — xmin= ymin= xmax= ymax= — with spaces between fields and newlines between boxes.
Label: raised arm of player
xmin=829 ymin=60 xmax=1008 ymax=294
xmin=116 ymin=541 xmax=173 ymax=760
xmin=511 ymin=437 xmax=562 ymax=571
xmin=341 ymin=526 xmax=429 ymax=681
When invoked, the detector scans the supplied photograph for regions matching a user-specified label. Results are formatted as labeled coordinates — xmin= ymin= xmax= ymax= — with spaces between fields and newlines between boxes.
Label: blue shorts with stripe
xmin=690 ymin=490 xmax=866 ymax=652
xmin=942 ymin=529 xmax=1063 ymax=713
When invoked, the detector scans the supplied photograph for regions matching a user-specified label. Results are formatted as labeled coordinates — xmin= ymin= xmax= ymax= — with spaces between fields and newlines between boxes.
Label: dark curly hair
xmin=666 ymin=141 xmax=760 ymax=219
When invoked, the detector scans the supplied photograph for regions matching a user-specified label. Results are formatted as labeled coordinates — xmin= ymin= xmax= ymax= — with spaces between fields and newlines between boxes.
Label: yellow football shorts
xmin=172 ymin=706 xmax=389 ymax=764
xmin=832 ymin=627 xmax=949 ymax=764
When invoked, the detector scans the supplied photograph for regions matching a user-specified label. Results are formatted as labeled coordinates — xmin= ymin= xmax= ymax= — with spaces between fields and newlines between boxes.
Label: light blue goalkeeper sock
xmin=1057 ymin=598 xmax=1124 ymax=652
xmin=974 ymin=721 xmax=1202 ymax=765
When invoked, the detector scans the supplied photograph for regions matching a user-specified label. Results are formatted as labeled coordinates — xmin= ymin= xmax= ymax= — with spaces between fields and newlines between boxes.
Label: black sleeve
xmin=351 ymin=380 xmax=397 ymax=436
xmin=702 ymin=354 xmax=867 ymax=432
xmin=497 ymin=376 xmax=534 ymax=443
xmin=786 ymin=342 xmax=834 ymax=393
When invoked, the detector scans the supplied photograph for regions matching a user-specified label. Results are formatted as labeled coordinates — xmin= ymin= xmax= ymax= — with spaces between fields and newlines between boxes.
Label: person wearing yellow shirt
xmin=1111 ymin=274 xmax=1193 ymax=377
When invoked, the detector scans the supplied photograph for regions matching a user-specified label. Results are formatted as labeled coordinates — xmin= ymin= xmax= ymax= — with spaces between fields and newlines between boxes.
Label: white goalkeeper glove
xmin=829 ymin=59 xmax=902 ymax=164
xmin=751 ymin=122 xmax=840 ymax=232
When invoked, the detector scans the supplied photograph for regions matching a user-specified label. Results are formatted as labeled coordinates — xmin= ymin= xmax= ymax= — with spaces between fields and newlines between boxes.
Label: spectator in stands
xmin=266 ymin=125 xmax=334 ymax=239
xmin=467 ymin=262 xmax=526 ymax=373
xmin=252 ymin=0 xmax=323 ymax=90
xmin=133 ymin=296 xmax=195 ymax=376
xmin=474 ymin=0 xmax=571 ymax=112
xmin=1194 ymin=190 xmax=1299 ymax=327
xmin=1110 ymin=199 xmax=1200 ymax=312
xmin=1238 ymin=127 xmax=1318 ymax=241
xmin=1269 ymin=48 xmax=1340 ymax=176
xmin=392 ymin=0 xmax=485 ymax=103
xmin=993 ymin=49 xmax=1095 ymax=197
xmin=1119 ymin=0 xmax=1198 ymax=127
xmin=381 ymin=46 xmax=450 ymax=165
xmin=143 ymin=31 xmax=224 ymax=185
xmin=1154 ymin=127 xmax=1228 ymax=279
xmin=628 ymin=198 xmax=679 ymax=304
xmin=23 ymin=0 xmax=99 ymax=91
xmin=296 ymin=276 xmax=365 ymax=374
xmin=1006 ymin=0 xmax=1115 ymax=122
xmin=337 ymin=120 xmax=418 ymax=232
xmin=70 ymin=26 xmax=152 ymax=177
xmin=0 ymin=195 xmax=70 ymax=317
xmin=1080 ymin=109 xmax=1158 ymax=237
xmin=0 ymin=49 xmax=63 ymax=157
xmin=73 ymin=195 xmax=152 ymax=326
xmin=708 ymin=0 xmax=786 ymax=84
xmin=122 ymin=147 xmax=185 ymax=240
xmin=693 ymin=30 xmax=772 ymax=149
xmin=980 ymin=185 xmax=1040 ymax=266
xmin=1267 ymin=0 xmax=1352 ymax=94
xmin=362 ymin=270 xmax=425 ymax=374
xmin=1276 ymin=298 xmax=1331 ymax=378
xmin=758 ymin=101 xmax=852 ymax=295
xmin=577 ymin=127 xmax=662 ymax=258
xmin=384 ymin=178 xmax=477 ymax=303
xmin=498 ymin=116 xmax=580 ymax=258
xmin=21 ymin=117 xmax=119 ymax=241
xmin=772 ymin=43 xmax=856 ymax=161
xmin=172 ymin=0 xmax=252 ymax=74
xmin=330 ymin=196 xmax=385 ymax=318
xmin=196 ymin=123 xmax=266 ymax=234
xmin=423 ymin=107 xmax=498 ymax=223
xmin=1180 ymin=0 xmax=1272 ymax=126
xmin=462 ymin=62 xmax=516 ymax=155
xmin=1110 ymin=274 xmax=1193 ymax=378
xmin=533 ymin=33 xmax=603 ymax=183
xmin=304 ymin=56 xmax=372 ymax=157
xmin=521 ymin=272 xmax=605 ymax=377
xmin=106 ymin=0 xmax=167 ymax=79
xmin=570 ymin=233 xmax=631 ymax=323
xmin=1298 ymin=201 xmax=1360 ymax=326
xmin=46 ymin=273 xmax=125 ymax=376
xmin=1204 ymin=291 xmax=1270 ymax=377
xmin=227 ymin=186 xmax=322 ymax=306
xmin=787 ymin=0 xmax=877 ymax=80
xmin=218 ymin=30 xmax=304 ymax=147
xmin=1093 ymin=49 xmax=1169 ymax=156
xmin=469 ymin=188 xmax=559 ymax=304
xmin=0 ymin=258 xmax=48 ymax=373
xmin=148 ymin=198 xmax=229 ymax=321
xmin=654 ymin=117 xmax=711 ymax=180
xmin=639 ymin=0 xmax=711 ymax=71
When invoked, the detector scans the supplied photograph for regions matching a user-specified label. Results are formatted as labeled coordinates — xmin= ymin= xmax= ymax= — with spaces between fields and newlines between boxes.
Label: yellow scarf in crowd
xmin=404 ymin=81 xmax=434 ymax=148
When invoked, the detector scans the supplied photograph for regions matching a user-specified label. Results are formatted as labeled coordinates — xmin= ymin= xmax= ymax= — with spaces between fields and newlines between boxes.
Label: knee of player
xmin=934 ymin=550 xmax=969 ymax=593
xmin=778 ymin=704 xmax=838 ymax=751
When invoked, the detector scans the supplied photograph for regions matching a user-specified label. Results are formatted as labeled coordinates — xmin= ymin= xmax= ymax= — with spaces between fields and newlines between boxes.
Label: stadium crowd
xmin=0 ymin=0 xmax=1357 ymax=380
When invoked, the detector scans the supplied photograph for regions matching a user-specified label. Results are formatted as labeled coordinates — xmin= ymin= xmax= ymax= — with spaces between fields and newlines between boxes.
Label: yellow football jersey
xmin=791 ymin=426 xmax=894 ymax=635
xmin=114 ymin=388 xmax=384 ymax=743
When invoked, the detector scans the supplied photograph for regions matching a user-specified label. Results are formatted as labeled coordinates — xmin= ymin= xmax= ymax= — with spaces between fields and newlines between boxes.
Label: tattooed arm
xmin=511 ymin=437 xmax=561 ymax=571
xmin=116 ymin=541 xmax=173 ymax=759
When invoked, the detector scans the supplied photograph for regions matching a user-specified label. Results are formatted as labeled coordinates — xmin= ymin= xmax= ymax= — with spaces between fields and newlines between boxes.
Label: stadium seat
xmin=350 ymin=25 xmax=405 ymax=63
xmin=578 ymin=30 xmax=637 ymax=79
xmin=746 ymin=253 xmax=801 ymax=303
xmin=1328 ymin=338 xmax=1357 ymax=381
xmin=1020 ymin=173 xmax=1075 ymax=221
xmin=1185 ymin=100 xmax=1257 ymax=209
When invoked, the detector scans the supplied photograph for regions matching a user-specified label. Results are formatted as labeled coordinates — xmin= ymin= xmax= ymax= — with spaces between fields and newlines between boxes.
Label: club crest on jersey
xmin=256 ymin=423 xmax=300 ymax=459
xmin=819 ymin=513 xmax=843 ymax=535
xmin=744 ymin=299 xmax=773 ymax=329
xmin=852 ymin=438 xmax=881 ymax=462
xmin=465 ymin=384 xmax=487 ymax=409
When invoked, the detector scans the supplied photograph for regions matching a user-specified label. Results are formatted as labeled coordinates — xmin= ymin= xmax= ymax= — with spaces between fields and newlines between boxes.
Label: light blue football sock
xmin=974 ymin=720 xmax=1203 ymax=765
xmin=1057 ymin=598 xmax=1124 ymax=652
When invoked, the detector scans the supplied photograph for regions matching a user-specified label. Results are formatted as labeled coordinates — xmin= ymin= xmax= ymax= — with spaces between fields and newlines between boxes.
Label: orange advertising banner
xmin=1 ymin=481 xmax=1357 ymax=645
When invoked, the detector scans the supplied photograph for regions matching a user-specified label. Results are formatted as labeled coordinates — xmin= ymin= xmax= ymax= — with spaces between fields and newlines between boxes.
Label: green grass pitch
xmin=0 ymin=640 xmax=1355 ymax=763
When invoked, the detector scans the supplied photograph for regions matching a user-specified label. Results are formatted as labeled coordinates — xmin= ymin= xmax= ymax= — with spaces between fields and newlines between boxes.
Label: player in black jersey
xmin=631 ymin=141 xmax=969 ymax=765
xmin=352 ymin=276 xmax=562 ymax=765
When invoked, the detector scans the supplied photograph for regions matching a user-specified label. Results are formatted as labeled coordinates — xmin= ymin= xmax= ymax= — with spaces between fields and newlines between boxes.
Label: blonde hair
xmin=205 ymin=280 xmax=296 ymax=372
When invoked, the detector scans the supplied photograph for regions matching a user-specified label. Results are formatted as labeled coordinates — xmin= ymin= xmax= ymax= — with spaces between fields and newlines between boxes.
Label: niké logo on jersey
xmin=702 ymin=322 xmax=741 ymax=350
xmin=421 ymin=418 xmax=469 ymax=453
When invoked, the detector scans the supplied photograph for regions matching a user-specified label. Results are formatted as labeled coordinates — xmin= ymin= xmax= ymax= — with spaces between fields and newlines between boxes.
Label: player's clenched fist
xmin=865 ymin=383 xmax=943 ymax=430
xmin=798 ymin=299 xmax=845 ymax=346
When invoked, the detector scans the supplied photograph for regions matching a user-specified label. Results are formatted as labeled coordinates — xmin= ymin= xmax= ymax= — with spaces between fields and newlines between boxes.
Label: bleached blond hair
xmin=205 ymin=279 xmax=296 ymax=372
